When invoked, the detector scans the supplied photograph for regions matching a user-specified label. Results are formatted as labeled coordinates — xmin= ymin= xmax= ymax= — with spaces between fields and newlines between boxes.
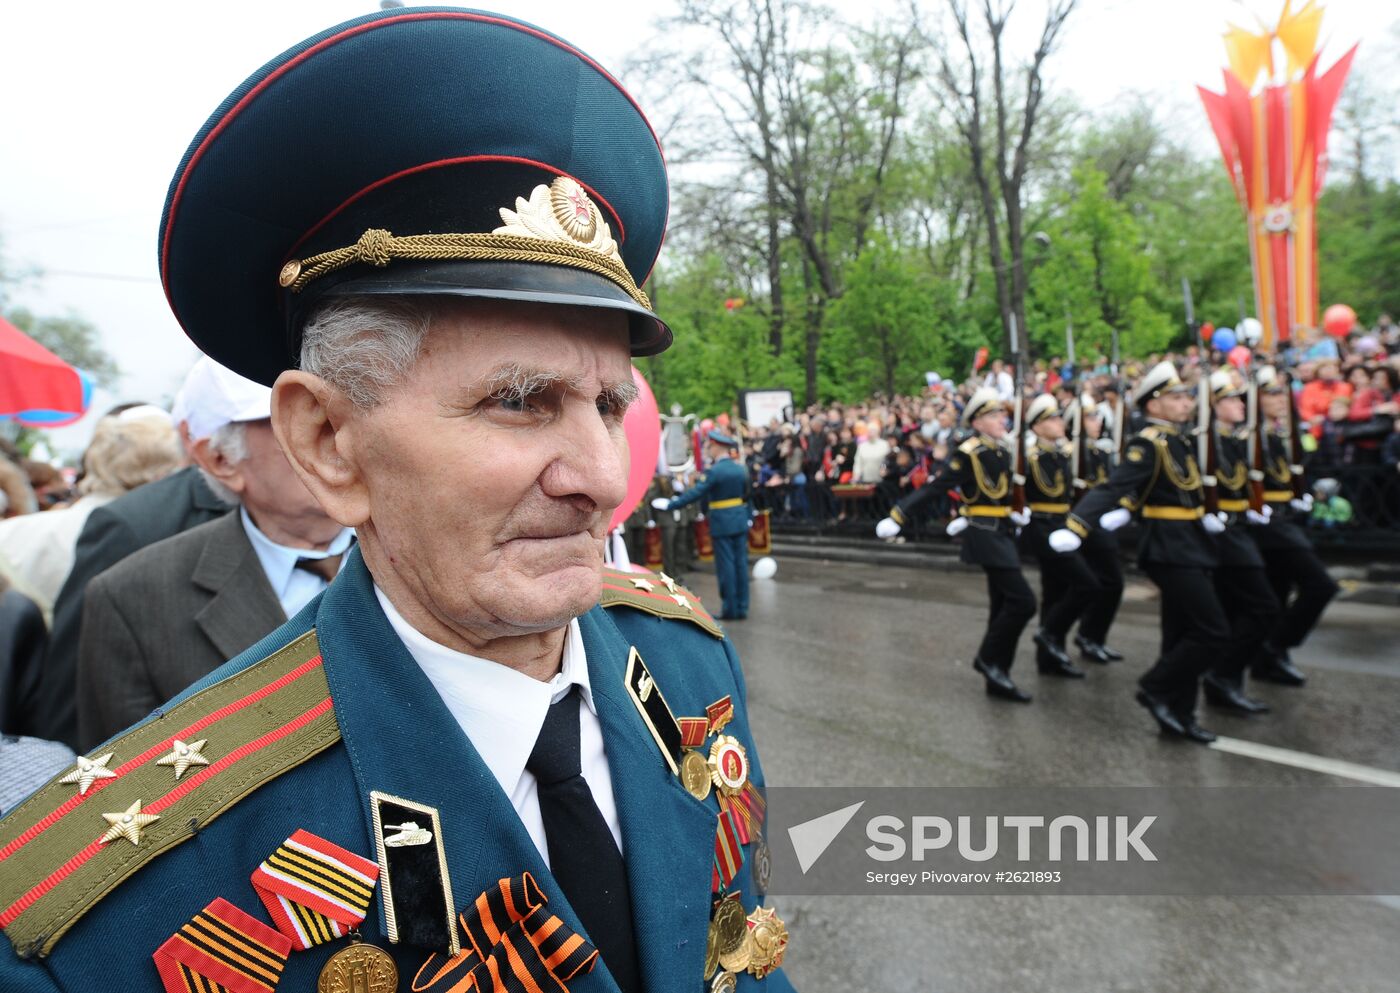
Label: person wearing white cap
xmin=1251 ymin=366 xmax=1339 ymax=686
xmin=1049 ymin=360 xmax=1227 ymax=743
xmin=1018 ymin=395 xmax=1093 ymax=679
xmin=73 ymin=359 xmax=354 ymax=749
xmin=876 ymin=387 xmax=1038 ymax=702
xmin=1200 ymin=369 xmax=1277 ymax=715
xmin=27 ymin=372 xmax=232 ymax=747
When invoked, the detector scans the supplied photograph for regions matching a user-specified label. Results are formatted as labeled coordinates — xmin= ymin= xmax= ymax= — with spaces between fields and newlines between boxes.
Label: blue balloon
xmin=1213 ymin=328 xmax=1237 ymax=352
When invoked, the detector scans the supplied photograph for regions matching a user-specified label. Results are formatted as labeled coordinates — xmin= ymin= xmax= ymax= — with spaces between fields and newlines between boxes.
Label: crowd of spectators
xmin=732 ymin=318 xmax=1400 ymax=533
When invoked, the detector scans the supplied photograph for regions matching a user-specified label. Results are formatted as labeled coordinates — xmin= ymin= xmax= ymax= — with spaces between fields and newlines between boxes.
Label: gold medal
xmin=717 ymin=929 xmax=752 ymax=974
xmin=745 ymin=906 xmax=789 ymax=978
xmin=712 ymin=895 xmax=747 ymax=955
xmin=317 ymin=940 xmax=398 ymax=993
xmin=703 ymin=918 xmax=720 ymax=980
xmin=710 ymin=970 xmax=738 ymax=993
xmin=707 ymin=735 xmax=749 ymax=797
xmin=682 ymin=748 xmax=712 ymax=801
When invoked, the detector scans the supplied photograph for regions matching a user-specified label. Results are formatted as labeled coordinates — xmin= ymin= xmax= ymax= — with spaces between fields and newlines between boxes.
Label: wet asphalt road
xmin=679 ymin=557 xmax=1400 ymax=993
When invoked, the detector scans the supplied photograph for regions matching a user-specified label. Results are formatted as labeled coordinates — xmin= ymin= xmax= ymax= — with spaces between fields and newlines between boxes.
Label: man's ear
xmin=271 ymin=371 xmax=371 ymax=528
xmin=188 ymin=432 xmax=248 ymax=497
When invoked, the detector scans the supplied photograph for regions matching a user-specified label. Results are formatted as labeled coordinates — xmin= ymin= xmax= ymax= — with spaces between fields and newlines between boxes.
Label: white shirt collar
xmin=240 ymin=506 xmax=353 ymax=595
xmin=372 ymin=585 xmax=594 ymax=799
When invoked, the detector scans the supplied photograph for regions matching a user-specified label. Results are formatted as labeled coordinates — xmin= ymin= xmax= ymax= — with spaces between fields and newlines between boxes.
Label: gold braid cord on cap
xmin=279 ymin=176 xmax=652 ymax=311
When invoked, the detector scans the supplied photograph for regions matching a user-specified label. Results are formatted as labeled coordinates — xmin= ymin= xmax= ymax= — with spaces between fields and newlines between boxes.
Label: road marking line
xmin=1211 ymin=737 xmax=1400 ymax=787
xmin=1374 ymin=896 xmax=1400 ymax=914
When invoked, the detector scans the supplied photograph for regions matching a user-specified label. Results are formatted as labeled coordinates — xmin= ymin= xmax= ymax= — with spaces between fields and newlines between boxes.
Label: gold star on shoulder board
xmin=100 ymin=800 xmax=160 ymax=846
xmin=59 ymin=752 xmax=117 ymax=795
xmin=658 ymin=572 xmax=680 ymax=594
xmin=670 ymin=592 xmax=694 ymax=611
xmin=156 ymin=738 xmax=210 ymax=780
xmin=630 ymin=576 xmax=656 ymax=592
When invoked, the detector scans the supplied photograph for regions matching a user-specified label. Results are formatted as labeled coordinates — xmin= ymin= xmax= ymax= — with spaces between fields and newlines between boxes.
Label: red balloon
xmin=1228 ymin=344 xmax=1251 ymax=370
xmin=608 ymin=366 xmax=661 ymax=531
xmin=1323 ymin=303 xmax=1357 ymax=338
xmin=1200 ymin=321 xmax=1215 ymax=341
xmin=716 ymin=411 xmax=730 ymax=428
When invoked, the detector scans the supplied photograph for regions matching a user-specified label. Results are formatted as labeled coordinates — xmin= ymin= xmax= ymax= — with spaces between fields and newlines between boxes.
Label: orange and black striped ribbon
xmin=721 ymin=780 xmax=767 ymax=846
xmin=153 ymin=898 xmax=292 ymax=993
xmin=250 ymin=829 xmax=378 ymax=950
xmin=410 ymin=873 xmax=596 ymax=993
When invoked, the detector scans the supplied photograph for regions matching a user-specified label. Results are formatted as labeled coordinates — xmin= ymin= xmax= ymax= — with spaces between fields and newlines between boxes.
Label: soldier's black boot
xmin=974 ymin=657 xmax=1032 ymax=703
xmin=1034 ymin=630 xmax=1085 ymax=678
xmin=1135 ymin=685 xmax=1186 ymax=737
xmin=1252 ymin=644 xmax=1306 ymax=686
xmin=1203 ymin=674 xmax=1271 ymax=715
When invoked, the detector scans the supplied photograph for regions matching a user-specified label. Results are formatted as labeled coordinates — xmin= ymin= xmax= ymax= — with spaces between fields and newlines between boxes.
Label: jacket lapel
xmin=580 ymin=608 xmax=717 ymax=992
xmin=192 ymin=512 xmax=285 ymax=661
xmin=314 ymin=552 xmax=624 ymax=992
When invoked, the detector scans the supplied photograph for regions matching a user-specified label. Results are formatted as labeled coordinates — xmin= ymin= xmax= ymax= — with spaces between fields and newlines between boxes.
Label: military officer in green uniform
xmin=1051 ymin=362 xmax=1227 ymax=743
xmin=875 ymin=388 xmax=1037 ymax=703
xmin=655 ymin=431 xmax=751 ymax=621
xmin=0 ymin=10 xmax=791 ymax=993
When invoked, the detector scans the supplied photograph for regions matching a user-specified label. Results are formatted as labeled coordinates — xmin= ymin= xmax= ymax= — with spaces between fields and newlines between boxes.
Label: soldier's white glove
xmin=1245 ymin=505 xmax=1272 ymax=525
xmin=1290 ymin=493 xmax=1314 ymax=513
xmin=1100 ymin=507 xmax=1132 ymax=531
xmin=650 ymin=497 xmax=671 ymax=511
xmin=875 ymin=517 xmax=901 ymax=539
xmin=1202 ymin=512 xmax=1227 ymax=534
xmin=1009 ymin=508 xmax=1031 ymax=527
xmin=1048 ymin=528 xmax=1082 ymax=553
xmin=945 ymin=516 xmax=970 ymax=537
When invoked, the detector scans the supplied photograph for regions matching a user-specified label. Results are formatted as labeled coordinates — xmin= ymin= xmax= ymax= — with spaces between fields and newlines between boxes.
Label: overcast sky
xmin=2 ymin=0 xmax=1389 ymax=456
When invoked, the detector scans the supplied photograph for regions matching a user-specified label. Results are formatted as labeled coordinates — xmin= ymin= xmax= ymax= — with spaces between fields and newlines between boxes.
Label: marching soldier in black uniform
xmin=1203 ymin=370 xmax=1278 ymax=714
xmin=1050 ymin=362 xmax=1227 ymax=743
xmin=1067 ymin=398 xmax=1125 ymax=663
xmin=1019 ymin=395 xmax=1091 ymax=679
xmin=876 ymin=388 xmax=1037 ymax=702
xmin=1252 ymin=367 xmax=1339 ymax=686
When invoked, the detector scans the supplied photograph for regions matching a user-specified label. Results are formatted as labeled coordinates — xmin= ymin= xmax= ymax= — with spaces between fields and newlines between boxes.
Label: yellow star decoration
xmin=156 ymin=738 xmax=210 ymax=780
xmin=669 ymin=592 xmax=694 ymax=611
xmin=100 ymin=800 xmax=160 ymax=846
xmin=658 ymin=572 xmax=680 ymax=594
xmin=629 ymin=576 xmax=655 ymax=592
xmin=59 ymin=752 xmax=117 ymax=795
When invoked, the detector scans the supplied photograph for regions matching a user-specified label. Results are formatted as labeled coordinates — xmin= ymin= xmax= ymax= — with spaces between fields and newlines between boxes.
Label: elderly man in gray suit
xmin=75 ymin=360 xmax=352 ymax=750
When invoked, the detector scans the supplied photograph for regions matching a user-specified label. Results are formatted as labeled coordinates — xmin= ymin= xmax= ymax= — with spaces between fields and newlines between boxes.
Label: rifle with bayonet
xmin=1009 ymin=313 xmax=1027 ymax=515
xmin=1066 ymin=310 xmax=1084 ymax=490
xmin=1197 ymin=363 xmax=1220 ymax=516
xmin=1245 ymin=362 xmax=1268 ymax=513
xmin=1110 ymin=327 xmax=1127 ymax=464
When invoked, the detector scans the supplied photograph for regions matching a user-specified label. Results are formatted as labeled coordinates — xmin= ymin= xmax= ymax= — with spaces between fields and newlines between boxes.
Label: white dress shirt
xmin=240 ymin=507 xmax=354 ymax=618
xmin=373 ymin=586 xmax=622 ymax=865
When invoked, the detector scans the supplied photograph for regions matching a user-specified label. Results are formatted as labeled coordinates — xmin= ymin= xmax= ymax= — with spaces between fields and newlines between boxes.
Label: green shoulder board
xmin=600 ymin=568 xmax=724 ymax=638
xmin=0 ymin=631 xmax=338 ymax=958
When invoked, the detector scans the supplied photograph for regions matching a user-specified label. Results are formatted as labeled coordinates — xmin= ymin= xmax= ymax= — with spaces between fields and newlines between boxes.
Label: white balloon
xmin=752 ymin=556 xmax=778 ymax=580
xmin=1239 ymin=317 xmax=1264 ymax=346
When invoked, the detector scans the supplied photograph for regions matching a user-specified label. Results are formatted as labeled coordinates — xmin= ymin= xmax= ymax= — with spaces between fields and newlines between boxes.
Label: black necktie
xmin=294 ymin=552 xmax=343 ymax=583
xmin=526 ymin=687 xmax=640 ymax=993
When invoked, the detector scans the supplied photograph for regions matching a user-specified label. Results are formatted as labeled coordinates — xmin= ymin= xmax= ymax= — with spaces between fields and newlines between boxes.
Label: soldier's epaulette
xmin=1140 ymin=425 xmax=1164 ymax=440
xmin=600 ymin=567 xmax=724 ymax=638
xmin=0 ymin=631 xmax=338 ymax=959
xmin=958 ymin=437 xmax=982 ymax=455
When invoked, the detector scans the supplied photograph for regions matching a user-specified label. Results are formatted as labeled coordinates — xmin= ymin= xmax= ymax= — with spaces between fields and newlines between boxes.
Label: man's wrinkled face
xmin=349 ymin=301 xmax=634 ymax=638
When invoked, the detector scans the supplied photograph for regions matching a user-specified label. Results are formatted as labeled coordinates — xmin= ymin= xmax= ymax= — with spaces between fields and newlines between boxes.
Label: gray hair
xmin=298 ymin=297 xmax=436 ymax=407
xmin=197 ymin=421 xmax=249 ymax=506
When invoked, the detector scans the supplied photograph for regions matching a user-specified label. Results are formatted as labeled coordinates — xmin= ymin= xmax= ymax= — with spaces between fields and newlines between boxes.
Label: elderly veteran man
xmin=1050 ymin=362 xmax=1226 ymax=744
xmin=875 ymin=388 xmax=1038 ymax=703
xmin=0 ymin=10 xmax=790 ymax=993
